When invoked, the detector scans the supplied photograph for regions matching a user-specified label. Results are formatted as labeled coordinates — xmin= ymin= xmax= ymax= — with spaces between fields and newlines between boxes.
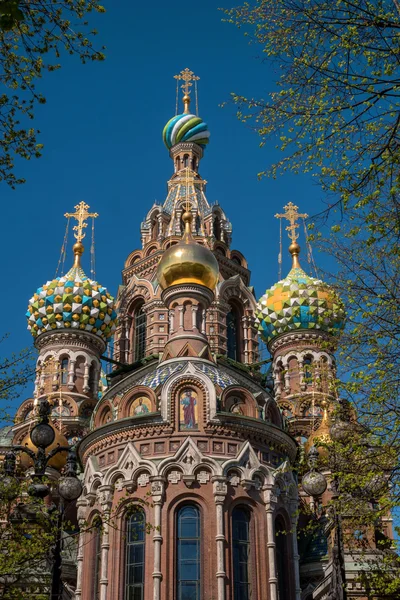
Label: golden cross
xmin=174 ymin=68 xmax=200 ymax=97
xmin=275 ymin=202 xmax=308 ymax=243
xmin=64 ymin=201 xmax=98 ymax=243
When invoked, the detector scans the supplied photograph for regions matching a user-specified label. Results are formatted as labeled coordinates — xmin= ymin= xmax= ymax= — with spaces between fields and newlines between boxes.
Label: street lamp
xmin=301 ymin=445 xmax=348 ymax=600
xmin=0 ymin=399 xmax=83 ymax=599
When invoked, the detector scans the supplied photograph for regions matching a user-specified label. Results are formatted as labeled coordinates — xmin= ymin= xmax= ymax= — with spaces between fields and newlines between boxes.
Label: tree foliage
xmin=224 ymin=0 xmax=400 ymax=218
xmin=0 ymin=0 xmax=106 ymax=187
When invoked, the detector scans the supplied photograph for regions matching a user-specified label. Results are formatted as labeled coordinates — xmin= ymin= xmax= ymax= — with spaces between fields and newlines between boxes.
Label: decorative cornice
xmin=161 ymin=284 xmax=214 ymax=306
xmin=34 ymin=329 xmax=106 ymax=354
xmin=269 ymin=330 xmax=336 ymax=354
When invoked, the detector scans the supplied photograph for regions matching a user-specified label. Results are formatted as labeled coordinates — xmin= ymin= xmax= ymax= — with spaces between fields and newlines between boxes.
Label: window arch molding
xmin=94 ymin=402 xmax=113 ymax=427
xmin=119 ymin=386 xmax=157 ymax=419
xmin=221 ymin=386 xmax=259 ymax=418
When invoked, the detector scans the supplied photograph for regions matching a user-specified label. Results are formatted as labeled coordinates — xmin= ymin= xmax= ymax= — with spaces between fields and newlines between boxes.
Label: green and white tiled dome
xmin=26 ymin=263 xmax=117 ymax=342
xmin=256 ymin=265 xmax=345 ymax=344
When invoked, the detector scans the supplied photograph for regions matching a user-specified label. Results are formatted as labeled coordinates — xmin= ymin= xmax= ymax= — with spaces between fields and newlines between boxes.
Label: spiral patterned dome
xmin=256 ymin=265 xmax=345 ymax=345
xmin=163 ymin=113 xmax=210 ymax=149
xmin=26 ymin=262 xmax=117 ymax=342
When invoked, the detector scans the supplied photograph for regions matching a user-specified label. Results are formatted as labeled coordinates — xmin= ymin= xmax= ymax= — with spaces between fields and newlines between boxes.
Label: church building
xmin=3 ymin=69 xmax=384 ymax=600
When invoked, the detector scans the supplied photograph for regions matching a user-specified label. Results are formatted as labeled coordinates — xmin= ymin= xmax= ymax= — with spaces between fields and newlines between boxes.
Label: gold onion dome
xmin=19 ymin=421 xmax=69 ymax=471
xmin=26 ymin=242 xmax=118 ymax=342
xmin=304 ymin=408 xmax=332 ymax=458
xmin=256 ymin=242 xmax=345 ymax=345
xmin=157 ymin=212 xmax=219 ymax=291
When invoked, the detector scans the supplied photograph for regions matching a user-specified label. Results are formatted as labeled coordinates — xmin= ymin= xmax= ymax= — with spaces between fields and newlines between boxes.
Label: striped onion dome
xmin=163 ymin=113 xmax=210 ymax=149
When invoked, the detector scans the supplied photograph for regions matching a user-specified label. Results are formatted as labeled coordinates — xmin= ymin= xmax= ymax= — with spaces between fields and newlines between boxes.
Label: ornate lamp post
xmin=0 ymin=399 xmax=83 ymax=600
xmin=302 ymin=445 xmax=348 ymax=600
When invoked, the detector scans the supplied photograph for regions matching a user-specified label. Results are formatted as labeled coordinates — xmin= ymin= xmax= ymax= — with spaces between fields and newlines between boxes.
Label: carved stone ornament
xmin=196 ymin=470 xmax=210 ymax=484
xmin=168 ymin=470 xmax=182 ymax=484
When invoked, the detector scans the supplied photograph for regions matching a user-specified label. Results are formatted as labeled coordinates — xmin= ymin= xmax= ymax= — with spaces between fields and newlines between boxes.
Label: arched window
xmin=276 ymin=516 xmax=290 ymax=600
xmin=232 ymin=507 xmax=252 ymax=600
xmin=213 ymin=216 xmax=221 ymax=240
xmin=133 ymin=303 xmax=146 ymax=362
xmin=60 ymin=358 xmax=68 ymax=385
xmin=92 ymin=519 xmax=102 ymax=600
xmin=176 ymin=505 xmax=201 ymax=600
xmin=125 ymin=509 xmax=146 ymax=600
xmin=183 ymin=154 xmax=189 ymax=168
xmin=303 ymin=356 xmax=313 ymax=384
xmin=227 ymin=305 xmax=241 ymax=362
xmin=89 ymin=363 xmax=97 ymax=390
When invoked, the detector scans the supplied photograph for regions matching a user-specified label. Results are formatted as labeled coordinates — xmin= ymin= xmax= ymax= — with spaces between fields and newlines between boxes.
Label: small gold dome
xmin=19 ymin=421 xmax=69 ymax=471
xmin=305 ymin=409 xmax=332 ymax=459
xmin=157 ymin=212 xmax=219 ymax=291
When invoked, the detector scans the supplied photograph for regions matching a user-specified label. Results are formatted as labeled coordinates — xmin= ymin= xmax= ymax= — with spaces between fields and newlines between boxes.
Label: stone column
xmin=213 ymin=477 xmax=228 ymax=600
xmin=178 ymin=306 xmax=184 ymax=329
xmin=98 ymin=486 xmax=113 ymax=600
xmin=150 ymin=477 xmax=165 ymax=600
xmin=290 ymin=500 xmax=302 ymax=600
xmin=201 ymin=309 xmax=206 ymax=335
xmin=169 ymin=309 xmax=175 ymax=333
xmin=192 ymin=305 xmax=199 ymax=330
xmin=67 ymin=358 xmax=76 ymax=390
xmin=74 ymin=502 xmax=87 ymax=600
xmin=83 ymin=360 xmax=90 ymax=393
xmin=264 ymin=486 xmax=278 ymax=600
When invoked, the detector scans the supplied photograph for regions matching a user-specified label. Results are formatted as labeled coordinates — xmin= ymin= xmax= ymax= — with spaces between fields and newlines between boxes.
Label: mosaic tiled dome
xmin=163 ymin=113 xmax=210 ymax=149
xmin=26 ymin=263 xmax=117 ymax=342
xmin=256 ymin=266 xmax=345 ymax=344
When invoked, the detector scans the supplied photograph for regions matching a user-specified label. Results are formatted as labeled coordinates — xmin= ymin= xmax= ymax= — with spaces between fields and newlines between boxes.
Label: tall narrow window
xmin=134 ymin=304 xmax=146 ymax=362
xmin=177 ymin=505 xmax=201 ymax=600
xmin=227 ymin=311 xmax=238 ymax=361
xmin=303 ymin=357 xmax=313 ymax=384
xmin=276 ymin=516 xmax=290 ymax=600
xmin=60 ymin=358 xmax=68 ymax=385
xmin=93 ymin=520 xmax=102 ymax=600
xmin=125 ymin=510 xmax=145 ymax=600
xmin=232 ymin=507 xmax=251 ymax=600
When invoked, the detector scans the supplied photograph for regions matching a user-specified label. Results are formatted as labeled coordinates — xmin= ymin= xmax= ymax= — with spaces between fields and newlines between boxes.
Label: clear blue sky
xmin=2 ymin=1 xmax=330 ymax=386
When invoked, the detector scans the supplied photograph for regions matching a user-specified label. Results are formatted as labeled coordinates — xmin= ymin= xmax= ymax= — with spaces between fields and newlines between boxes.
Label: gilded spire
xmin=64 ymin=201 xmax=98 ymax=267
xmin=174 ymin=68 xmax=200 ymax=114
xmin=275 ymin=202 xmax=308 ymax=269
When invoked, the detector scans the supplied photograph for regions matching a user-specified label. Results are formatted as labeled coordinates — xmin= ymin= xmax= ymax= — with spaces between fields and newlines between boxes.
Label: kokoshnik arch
xmin=1 ymin=68 xmax=392 ymax=600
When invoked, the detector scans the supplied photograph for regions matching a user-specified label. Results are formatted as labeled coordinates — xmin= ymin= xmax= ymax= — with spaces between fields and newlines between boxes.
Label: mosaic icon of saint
xmin=180 ymin=389 xmax=198 ymax=429
xmin=134 ymin=397 xmax=150 ymax=415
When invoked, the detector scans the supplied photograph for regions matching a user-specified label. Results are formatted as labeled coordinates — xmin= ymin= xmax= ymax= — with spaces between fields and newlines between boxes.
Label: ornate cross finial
xmin=174 ymin=68 xmax=200 ymax=113
xmin=275 ymin=202 xmax=308 ymax=244
xmin=64 ymin=201 xmax=98 ymax=244
xmin=174 ymin=67 xmax=200 ymax=97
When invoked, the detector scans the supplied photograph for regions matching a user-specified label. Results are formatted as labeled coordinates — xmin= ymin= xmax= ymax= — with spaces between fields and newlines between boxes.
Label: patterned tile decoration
xmin=136 ymin=362 xmax=185 ymax=389
xmin=256 ymin=266 xmax=345 ymax=344
xmin=26 ymin=264 xmax=118 ymax=342
xmin=195 ymin=363 xmax=238 ymax=388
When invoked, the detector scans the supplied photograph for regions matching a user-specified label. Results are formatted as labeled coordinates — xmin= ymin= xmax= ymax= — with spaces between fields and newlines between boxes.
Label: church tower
xmin=75 ymin=70 xmax=300 ymax=600
xmin=13 ymin=203 xmax=117 ymax=448
xmin=256 ymin=203 xmax=345 ymax=446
